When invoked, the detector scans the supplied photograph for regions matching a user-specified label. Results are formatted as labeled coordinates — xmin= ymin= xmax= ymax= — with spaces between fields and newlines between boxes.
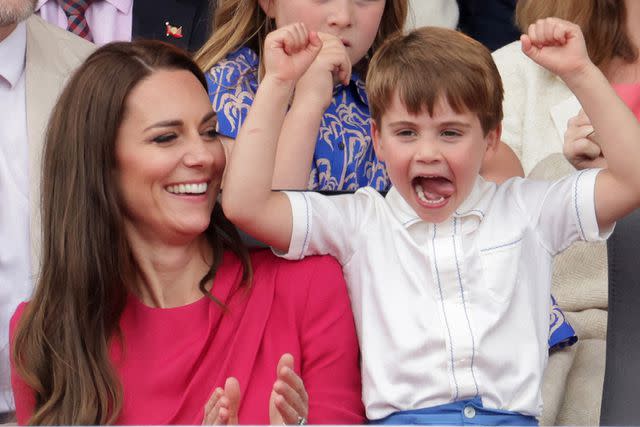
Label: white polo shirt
xmin=280 ymin=169 xmax=609 ymax=420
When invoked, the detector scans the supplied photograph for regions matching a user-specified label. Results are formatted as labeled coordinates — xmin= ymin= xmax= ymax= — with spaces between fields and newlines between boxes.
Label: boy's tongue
xmin=415 ymin=176 xmax=455 ymax=201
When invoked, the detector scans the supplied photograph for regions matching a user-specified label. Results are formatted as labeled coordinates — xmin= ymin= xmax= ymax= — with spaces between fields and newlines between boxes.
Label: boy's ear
xmin=371 ymin=119 xmax=385 ymax=162
xmin=483 ymin=123 xmax=502 ymax=162
xmin=258 ymin=0 xmax=276 ymax=18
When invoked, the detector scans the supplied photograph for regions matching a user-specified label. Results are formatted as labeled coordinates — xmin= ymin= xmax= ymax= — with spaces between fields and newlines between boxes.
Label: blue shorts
xmin=369 ymin=398 xmax=538 ymax=425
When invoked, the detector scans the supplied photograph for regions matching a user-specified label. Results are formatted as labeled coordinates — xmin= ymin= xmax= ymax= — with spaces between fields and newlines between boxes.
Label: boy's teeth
xmin=167 ymin=183 xmax=208 ymax=194
xmin=414 ymin=183 xmax=445 ymax=205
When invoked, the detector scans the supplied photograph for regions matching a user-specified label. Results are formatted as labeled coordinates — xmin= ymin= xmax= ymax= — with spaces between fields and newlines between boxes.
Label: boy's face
xmin=372 ymin=92 xmax=500 ymax=223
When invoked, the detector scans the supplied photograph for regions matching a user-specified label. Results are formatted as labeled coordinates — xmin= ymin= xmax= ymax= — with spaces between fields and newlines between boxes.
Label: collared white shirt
xmin=36 ymin=0 xmax=133 ymax=45
xmin=280 ymin=169 xmax=609 ymax=420
xmin=0 ymin=22 xmax=31 ymax=413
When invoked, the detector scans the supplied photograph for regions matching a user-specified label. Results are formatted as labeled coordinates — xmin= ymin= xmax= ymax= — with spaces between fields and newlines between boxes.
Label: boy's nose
xmin=414 ymin=140 xmax=443 ymax=164
xmin=327 ymin=0 xmax=353 ymax=28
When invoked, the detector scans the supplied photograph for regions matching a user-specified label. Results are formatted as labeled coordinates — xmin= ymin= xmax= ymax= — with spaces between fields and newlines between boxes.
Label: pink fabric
xmin=613 ymin=83 xmax=640 ymax=120
xmin=36 ymin=0 xmax=133 ymax=45
xmin=11 ymin=250 xmax=364 ymax=425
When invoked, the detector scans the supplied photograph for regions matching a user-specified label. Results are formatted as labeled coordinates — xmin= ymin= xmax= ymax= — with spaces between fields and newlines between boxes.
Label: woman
xmin=9 ymin=40 xmax=364 ymax=425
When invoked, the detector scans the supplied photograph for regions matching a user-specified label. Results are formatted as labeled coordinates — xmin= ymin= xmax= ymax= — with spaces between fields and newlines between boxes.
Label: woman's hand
xmin=202 ymin=377 xmax=241 ymax=425
xmin=263 ymin=23 xmax=323 ymax=84
xmin=564 ymin=109 xmax=607 ymax=169
xmin=269 ymin=354 xmax=309 ymax=425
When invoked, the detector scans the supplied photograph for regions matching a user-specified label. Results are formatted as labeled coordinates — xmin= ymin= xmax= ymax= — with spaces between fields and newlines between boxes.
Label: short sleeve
xmin=493 ymin=42 xmax=527 ymax=158
xmin=297 ymin=255 xmax=365 ymax=423
xmin=278 ymin=189 xmax=376 ymax=264
xmin=204 ymin=48 xmax=259 ymax=139
xmin=511 ymin=169 xmax=613 ymax=254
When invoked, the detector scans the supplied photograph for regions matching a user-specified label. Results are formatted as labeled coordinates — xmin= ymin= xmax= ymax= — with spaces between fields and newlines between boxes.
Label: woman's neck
xmin=125 ymin=226 xmax=213 ymax=308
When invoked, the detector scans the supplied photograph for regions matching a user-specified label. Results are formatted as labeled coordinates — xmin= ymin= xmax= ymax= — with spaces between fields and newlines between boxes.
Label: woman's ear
xmin=258 ymin=0 xmax=276 ymax=18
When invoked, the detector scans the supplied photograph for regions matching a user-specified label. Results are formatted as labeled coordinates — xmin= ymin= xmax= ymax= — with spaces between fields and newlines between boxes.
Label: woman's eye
xmin=152 ymin=133 xmax=177 ymax=143
xmin=202 ymin=127 xmax=218 ymax=140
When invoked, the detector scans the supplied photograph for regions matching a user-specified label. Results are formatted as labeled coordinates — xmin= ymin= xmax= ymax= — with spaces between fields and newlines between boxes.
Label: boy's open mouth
xmin=412 ymin=176 xmax=454 ymax=205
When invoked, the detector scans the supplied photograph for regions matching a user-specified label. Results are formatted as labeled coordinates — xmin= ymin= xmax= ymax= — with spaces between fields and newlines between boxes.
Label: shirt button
xmin=463 ymin=406 xmax=476 ymax=419
xmin=338 ymin=142 xmax=345 ymax=150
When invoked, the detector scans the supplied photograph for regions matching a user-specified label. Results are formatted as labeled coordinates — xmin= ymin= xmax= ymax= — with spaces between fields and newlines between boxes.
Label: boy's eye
xmin=152 ymin=133 xmax=177 ymax=143
xmin=396 ymin=129 xmax=417 ymax=138
xmin=441 ymin=129 xmax=462 ymax=138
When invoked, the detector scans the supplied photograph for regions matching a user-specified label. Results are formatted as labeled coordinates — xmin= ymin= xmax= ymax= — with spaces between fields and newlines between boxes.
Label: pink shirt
xmin=36 ymin=0 xmax=133 ymax=45
xmin=11 ymin=250 xmax=364 ymax=424
xmin=614 ymin=83 xmax=640 ymax=119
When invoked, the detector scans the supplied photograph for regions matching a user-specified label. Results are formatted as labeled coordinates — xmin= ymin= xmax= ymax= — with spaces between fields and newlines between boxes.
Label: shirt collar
xmin=0 ymin=22 xmax=26 ymax=88
xmin=385 ymin=176 xmax=497 ymax=232
xmin=37 ymin=0 xmax=133 ymax=14
xmin=332 ymin=71 xmax=368 ymax=104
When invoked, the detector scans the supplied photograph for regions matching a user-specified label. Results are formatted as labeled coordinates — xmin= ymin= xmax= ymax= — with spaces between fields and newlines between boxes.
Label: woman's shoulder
xmin=249 ymin=250 xmax=347 ymax=298
xmin=10 ymin=301 xmax=29 ymax=337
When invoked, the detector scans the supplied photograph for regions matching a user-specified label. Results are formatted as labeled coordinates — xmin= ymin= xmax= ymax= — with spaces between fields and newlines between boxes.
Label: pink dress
xmin=614 ymin=83 xmax=640 ymax=119
xmin=11 ymin=250 xmax=364 ymax=425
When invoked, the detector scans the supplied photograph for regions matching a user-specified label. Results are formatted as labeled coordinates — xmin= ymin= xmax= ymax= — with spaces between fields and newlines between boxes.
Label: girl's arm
xmin=271 ymin=33 xmax=351 ymax=189
xmin=222 ymin=24 xmax=322 ymax=253
xmin=522 ymin=18 xmax=640 ymax=229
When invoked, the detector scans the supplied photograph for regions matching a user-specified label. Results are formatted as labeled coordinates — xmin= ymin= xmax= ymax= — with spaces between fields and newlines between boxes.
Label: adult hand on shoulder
xmin=263 ymin=23 xmax=323 ymax=85
xmin=293 ymin=32 xmax=352 ymax=111
xmin=202 ymin=377 xmax=241 ymax=425
xmin=564 ymin=109 xmax=607 ymax=169
xmin=269 ymin=353 xmax=309 ymax=425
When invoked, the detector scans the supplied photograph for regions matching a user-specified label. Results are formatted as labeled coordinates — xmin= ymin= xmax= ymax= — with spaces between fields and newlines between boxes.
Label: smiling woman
xmin=8 ymin=40 xmax=363 ymax=425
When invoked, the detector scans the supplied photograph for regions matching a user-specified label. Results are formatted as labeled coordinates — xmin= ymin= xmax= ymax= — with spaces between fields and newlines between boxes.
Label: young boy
xmin=221 ymin=20 xmax=640 ymax=424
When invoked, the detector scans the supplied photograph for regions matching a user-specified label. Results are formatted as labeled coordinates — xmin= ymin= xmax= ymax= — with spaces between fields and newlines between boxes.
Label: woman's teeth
xmin=166 ymin=183 xmax=208 ymax=195
xmin=415 ymin=183 xmax=445 ymax=204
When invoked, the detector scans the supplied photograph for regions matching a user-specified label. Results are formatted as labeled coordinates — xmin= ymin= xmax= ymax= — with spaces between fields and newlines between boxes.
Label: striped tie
xmin=57 ymin=0 xmax=95 ymax=41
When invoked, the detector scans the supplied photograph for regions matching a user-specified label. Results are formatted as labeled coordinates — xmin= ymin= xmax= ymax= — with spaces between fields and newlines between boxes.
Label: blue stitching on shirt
xmin=452 ymin=219 xmax=480 ymax=397
xmin=455 ymin=208 xmax=485 ymax=218
xmin=432 ymin=224 xmax=460 ymax=400
xmin=402 ymin=217 xmax=419 ymax=226
xmin=574 ymin=170 xmax=587 ymax=241
xmin=479 ymin=237 xmax=523 ymax=252
xmin=300 ymin=193 xmax=311 ymax=260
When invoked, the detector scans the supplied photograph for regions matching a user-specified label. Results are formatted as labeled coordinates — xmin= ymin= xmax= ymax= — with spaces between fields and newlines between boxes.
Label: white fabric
xmin=492 ymin=40 xmax=576 ymax=175
xmin=279 ymin=169 xmax=609 ymax=420
xmin=36 ymin=0 xmax=133 ymax=45
xmin=0 ymin=22 xmax=31 ymax=414
xmin=406 ymin=0 xmax=459 ymax=29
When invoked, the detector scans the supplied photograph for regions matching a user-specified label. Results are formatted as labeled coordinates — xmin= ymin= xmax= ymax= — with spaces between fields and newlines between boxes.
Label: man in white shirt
xmin=0 ymin=1 xmax=93 ymax=421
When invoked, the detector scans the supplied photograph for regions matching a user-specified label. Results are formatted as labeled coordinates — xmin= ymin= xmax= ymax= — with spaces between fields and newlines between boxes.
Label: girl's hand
xmin=202 ymin=377 xmax=241 ymax=425
xmin=263 ymin=23 xmax=323 ymax=84
xmin=269 ymin=354 xmax=309 ymax=425
xmin=564 ymin=109 xmax=607 ymax=169
xmin=293 ymin=32 xmax=352 ymax=110
xmin=521 ymin=17 xmax=591 ymax=82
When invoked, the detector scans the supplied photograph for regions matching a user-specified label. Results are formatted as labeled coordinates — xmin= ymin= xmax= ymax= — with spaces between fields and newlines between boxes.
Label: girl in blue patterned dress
xmin=195 ymin=0 xmax=407 ymax=192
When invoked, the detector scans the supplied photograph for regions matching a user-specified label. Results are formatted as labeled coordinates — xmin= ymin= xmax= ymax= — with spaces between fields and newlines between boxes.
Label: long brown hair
xmin=194 ymin=0 xmax=408 ymax=79
xmin=515 ymin=0 xmax=637 ymax=70
xmin=12 ymin=40 xmax=252 ymax=425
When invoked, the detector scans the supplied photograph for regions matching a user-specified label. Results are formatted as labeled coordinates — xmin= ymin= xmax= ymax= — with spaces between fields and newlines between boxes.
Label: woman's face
xmin=115 ymin=69 xmax=224 ymax=244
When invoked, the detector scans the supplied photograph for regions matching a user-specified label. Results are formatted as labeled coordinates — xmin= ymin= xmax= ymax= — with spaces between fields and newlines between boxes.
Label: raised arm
xmin=272 ymin=33 xmax=351 ymax=189
xmin=221 ymin=24 xmax=323 ymax=252
xmin=521 ymin=18 xmax=640 ymax=230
